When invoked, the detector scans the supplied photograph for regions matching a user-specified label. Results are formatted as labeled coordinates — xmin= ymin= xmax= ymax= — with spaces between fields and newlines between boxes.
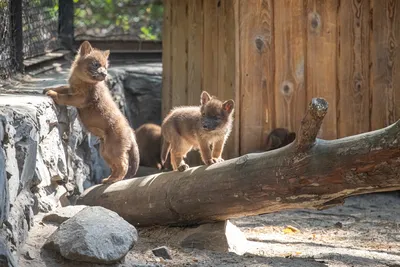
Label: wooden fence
xmin=162 ymin=0 xmax=400 ymax=160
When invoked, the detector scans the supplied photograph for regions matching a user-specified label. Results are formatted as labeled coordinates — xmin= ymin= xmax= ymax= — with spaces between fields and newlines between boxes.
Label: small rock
xmin=152 ymin=246 xmax=172 ymax=260
xmin=42 ymin=205 xmax=87 ymax=224
xmin=334 ymin=222 xmax=343 ymax=228
xmin=178 ymin=220 xmax=248 ymax=255
xmin=23 ymin=250 xmax=35 ymax=260
xmin=43 ymin=206 xmax=138 ymax=264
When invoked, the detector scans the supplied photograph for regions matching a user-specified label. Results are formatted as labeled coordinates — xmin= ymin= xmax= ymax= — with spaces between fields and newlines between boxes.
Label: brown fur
xmin=161 ymin=91 xmax=234 ymax=172
xmin=43 ymin=41 xmax=140 ymax=184
xmin=136 ymin=123 xmax=163 ymax=170
xmin=264 ymin=128 xmax=296 ymax=151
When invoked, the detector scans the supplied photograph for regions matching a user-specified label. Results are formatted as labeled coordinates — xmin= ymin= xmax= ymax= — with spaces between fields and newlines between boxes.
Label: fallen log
xmin=77 ymin=98 xmax=400 ymax=227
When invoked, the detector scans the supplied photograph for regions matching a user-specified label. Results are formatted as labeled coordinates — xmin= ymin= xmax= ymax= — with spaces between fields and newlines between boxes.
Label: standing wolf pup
xmin=161 ymin=91 xmax=234 ymax=172
xmin=43 ymin=41 xmax=140 ymax=184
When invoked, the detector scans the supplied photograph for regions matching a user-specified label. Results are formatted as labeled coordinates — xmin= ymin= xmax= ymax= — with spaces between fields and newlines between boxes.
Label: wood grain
xmin=187 ymin=0 xmax=204 ymax=106
xmin=274 ymin=0 xmax=306 ymax=133
xmin=218 ymin=0 xmax=238 ymax=159
xmin=240 ymin=0 xmax=275 ymax=154
xmin=337 ymin=0 xmax=370 ymax=137
xmin=306 ymin=0 xmax=338 ymax=139
xmin=203 ymin=0 xmax=219 ymax=96
xmin=171 ymin=0 xmax=188 ymax=107
xmin=161 ymin=0 xmax=172 ymax=119
xmin=370 ymin=0 xmax=400 ymax=130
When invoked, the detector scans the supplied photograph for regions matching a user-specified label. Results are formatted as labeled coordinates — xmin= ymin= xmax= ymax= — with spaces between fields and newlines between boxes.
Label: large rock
xmin=0 ymin=235 xmax=16 ymax=267
xmin=43 ymin=206 xmax=138 ymax=264
xmin=0 ymin=62 xmax=162 ymax=264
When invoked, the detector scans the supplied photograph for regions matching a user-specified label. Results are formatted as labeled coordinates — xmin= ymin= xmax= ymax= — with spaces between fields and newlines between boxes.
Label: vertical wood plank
xmin=370 ymin=0 xmax=400 ymax=130
xmin=337 ymin=0 xmax=370 ymax=137
xmin=218 ymin=0 xmax=238 ymax=159
xmin=306 ymin=0 xmax=338 ymax=139
xmin=171 ymin=0 xmax=188 ymax=107
xmin=274 ymin=0 xmax=306 ymax=133
xmin=233 ymin=0 xmax=241 ymax=157
xmin=161 ymin=0 xmax=172 ymax=119
xmin=187 ymin=0 xmax=204 ymax=105
xmin=203 ymin=0 xmax=219 ymax=96
xmin=240 ymin=0 xmax=275 ymax=154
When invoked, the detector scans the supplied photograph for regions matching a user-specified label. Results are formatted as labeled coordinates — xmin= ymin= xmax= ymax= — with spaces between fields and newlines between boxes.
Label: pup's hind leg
xmin=100 ymin=139 xmax=129 ymax=184
xmin=171 ymin=142 xmax=192 ymax=172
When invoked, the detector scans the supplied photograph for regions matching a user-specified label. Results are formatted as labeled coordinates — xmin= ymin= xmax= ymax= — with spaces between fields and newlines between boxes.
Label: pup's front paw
xmin=101 ymin=177 xmax=117 ymax=184
xmin=45 ymin=90 xmax=57 ymax=98
xmin=215 ymin=157 xmax=224 ymax=163
xmin=177 ymin=163 xmax=189 ymax=172
xmin=205 ymin=158 xmax=217 ymax=165
xmin=42 ymin=88 xmax=52 ymax=94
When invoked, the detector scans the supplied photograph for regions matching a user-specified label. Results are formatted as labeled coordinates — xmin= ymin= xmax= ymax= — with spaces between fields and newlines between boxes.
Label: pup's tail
xmin=160 ymin=136 xmax=171 ymax=167
xmin=125 ymin=131 xmax=140 ymax=179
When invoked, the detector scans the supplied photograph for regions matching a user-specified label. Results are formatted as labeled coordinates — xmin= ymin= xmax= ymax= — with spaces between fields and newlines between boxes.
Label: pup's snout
xmin=98 ymin=67 xmax=107 ymax=77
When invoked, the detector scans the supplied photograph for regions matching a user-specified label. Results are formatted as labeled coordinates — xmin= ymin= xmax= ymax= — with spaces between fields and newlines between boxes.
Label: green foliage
xmin=74 ymin=0 xmax=163 ymax=40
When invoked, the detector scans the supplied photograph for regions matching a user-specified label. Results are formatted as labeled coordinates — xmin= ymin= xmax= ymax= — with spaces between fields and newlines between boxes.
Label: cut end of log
xmin=296 ymin=97 xmax=328 ymax=152
xmin=310 ymin=98 xmax=328 ymax=118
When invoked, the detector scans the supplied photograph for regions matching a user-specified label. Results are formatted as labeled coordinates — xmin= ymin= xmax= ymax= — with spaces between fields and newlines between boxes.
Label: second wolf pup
xmin=161 ymin=91 xmax=234 ymax=172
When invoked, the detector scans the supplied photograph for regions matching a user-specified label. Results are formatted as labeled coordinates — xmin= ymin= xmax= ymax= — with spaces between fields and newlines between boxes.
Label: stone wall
xmin=0 ymin=62 xmax=162 ymax=266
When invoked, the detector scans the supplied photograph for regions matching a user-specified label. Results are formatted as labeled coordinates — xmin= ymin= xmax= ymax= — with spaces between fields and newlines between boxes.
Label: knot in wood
xmin=236 ymin=155 xmax=249 ymax=168
xmin=308 ymin=12 xmax=321 ymax=33
xmin=255 ymin=36 xmax=265 ymax=53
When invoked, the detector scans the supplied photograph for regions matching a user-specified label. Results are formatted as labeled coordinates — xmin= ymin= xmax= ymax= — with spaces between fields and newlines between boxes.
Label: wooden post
xmin=59 ymin=0 xmax=74 ymax=50
xmin=10 ymin=0 xmax=23 ymax=72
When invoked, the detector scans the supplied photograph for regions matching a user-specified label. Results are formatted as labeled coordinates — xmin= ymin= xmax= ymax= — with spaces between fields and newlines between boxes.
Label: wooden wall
xmin=162 ymin=0 xmax=400 ymax=159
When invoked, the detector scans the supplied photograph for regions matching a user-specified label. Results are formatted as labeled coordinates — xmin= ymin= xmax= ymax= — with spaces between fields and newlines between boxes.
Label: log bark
xmin=78 ymin=98 xmax=400 ymax=227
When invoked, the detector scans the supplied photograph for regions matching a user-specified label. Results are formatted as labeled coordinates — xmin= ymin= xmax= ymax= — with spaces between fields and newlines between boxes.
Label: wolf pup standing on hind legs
xmin=161 ymin=91 xmax=234 ymax=172
xmin=43 ymin=41 xmax=140 ymax=184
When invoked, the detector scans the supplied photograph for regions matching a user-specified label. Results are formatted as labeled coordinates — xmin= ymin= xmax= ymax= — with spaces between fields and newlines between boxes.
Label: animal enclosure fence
xmin=162 ymin=0 xmax=400 ymax=159
xmin=0 ymin=0 xmax=163 ymax=80
xmin=0 ymin=0 xmax=60 ymax=79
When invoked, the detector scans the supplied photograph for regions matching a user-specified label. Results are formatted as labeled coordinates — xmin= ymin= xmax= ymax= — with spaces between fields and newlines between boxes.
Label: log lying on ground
xmin=78 ymin=98 xmax=400 ymax=227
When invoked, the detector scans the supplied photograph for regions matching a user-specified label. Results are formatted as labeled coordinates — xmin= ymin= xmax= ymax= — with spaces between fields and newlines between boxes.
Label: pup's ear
xmin=79 ymin=41 xmax=92 ymax=57
xmin=200 ymin=91 xmax=211 ymax=105
xmin=222 ymin=99 xmax=235 ymax=113
xmin=103 ymin=50 xmax=110 ymax=59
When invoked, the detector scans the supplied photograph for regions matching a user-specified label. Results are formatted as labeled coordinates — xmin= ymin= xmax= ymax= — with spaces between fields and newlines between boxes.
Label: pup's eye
xmin=93 ymin=61 xmax=100 ymax=68
xmin=202 ymin=112 xmax=206 ymax=117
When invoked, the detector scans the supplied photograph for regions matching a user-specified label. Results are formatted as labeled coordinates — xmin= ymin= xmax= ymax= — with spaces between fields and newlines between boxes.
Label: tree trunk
xmin=77 ymin=98 xmax=400 ymax=227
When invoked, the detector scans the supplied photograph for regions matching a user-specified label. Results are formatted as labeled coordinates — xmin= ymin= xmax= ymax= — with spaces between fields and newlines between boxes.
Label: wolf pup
xmin=43 ymin=41 xmax=140 ymax=184
xmin=136 ymin=123 xmax=163 ymax=170
xmin=161 ymin=91 xmax=234 ymax=172
xmin=264 ymin=128 xmax=296 ymax=151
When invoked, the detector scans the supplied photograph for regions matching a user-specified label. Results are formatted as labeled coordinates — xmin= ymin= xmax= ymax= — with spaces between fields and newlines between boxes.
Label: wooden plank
xmin=161 ymin=0 xmax=172 ymax=119
xmin=273 ymin=0 xmax=306 ymax=133
xmin=370 ymin=0 xmax=400 ymax=130
xmin=233 ymin=0 xmax=240 ymax=157
xmin=239 ymin=0 xmax=275 ymax=154
xmin=203 ymin=0 xmax=219 ymax=97
xmin=217 ymin=0 xmax=238 ymax=159
xmin=187 ymin=0 xmax=204 ymax=105
xmin=337 ymin=0 xmax=370 ymax=137
xmin=170 ymin=0 xmax=188 ymax=107
xmin=306 ymin=0 xmax=338 ymax=139
xmin=185 ymin=0 xmax=204 ymax=166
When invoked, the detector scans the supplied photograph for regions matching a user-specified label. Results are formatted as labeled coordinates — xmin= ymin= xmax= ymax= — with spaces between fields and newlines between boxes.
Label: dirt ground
xmin=19 ymin=191 xmax=400 ymax=267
